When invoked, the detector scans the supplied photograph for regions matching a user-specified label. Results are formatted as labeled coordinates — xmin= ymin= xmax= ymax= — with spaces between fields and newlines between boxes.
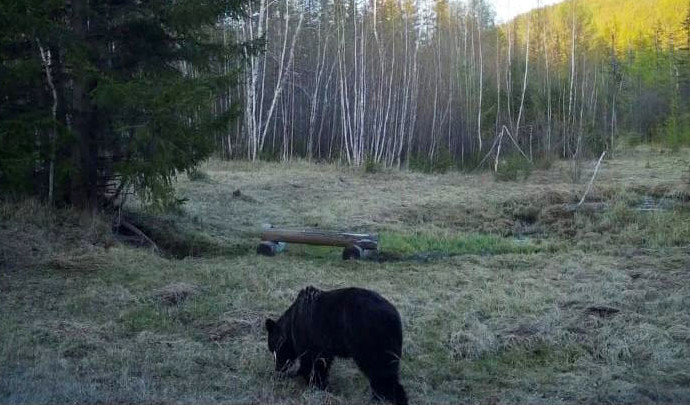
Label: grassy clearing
xmin=2 ymin=148 xmax=690 ymax=404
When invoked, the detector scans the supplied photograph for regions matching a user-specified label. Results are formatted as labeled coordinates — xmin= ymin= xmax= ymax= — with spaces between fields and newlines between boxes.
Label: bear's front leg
xmin=297 ymin=351 xmax=314 ymax=381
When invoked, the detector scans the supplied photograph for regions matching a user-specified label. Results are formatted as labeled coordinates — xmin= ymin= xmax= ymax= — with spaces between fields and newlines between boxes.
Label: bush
xmin=494 ymin=156 xmax=533 ymax=182
xmin=662 ymin=112 xmax=690 ymax=148
xmin=409 ymin=146 xmax=455 ymax=174
xmin=364 ymin=157 xmax=383 ymax=174
xmin=187 ymin=168 xmax=211 ymax=182
xmin=534 ymin=156 xmax=555 ymax=170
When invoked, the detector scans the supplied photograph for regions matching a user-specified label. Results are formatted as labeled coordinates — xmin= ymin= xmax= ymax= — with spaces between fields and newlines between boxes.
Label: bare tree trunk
xmin=307 ymin=25 xmax=329 ymax=161
xmin=611 ymin=79 xmax=623 ymax=156
xmin=37 ymin=39 xmax=57 ymax=204
xmin=477 ymin=11 xmax=484 ymax=152
xmin=337 ymin=7 xmax=352 ymax=165
xmin=542 ymin=10 xmax=552 ymax=155
xmin=516 ymin=19 xmax=530 ymax=153
xmin=506 ymin=25 xmax=514 ymax=133
xmin=429 ymin=36 xmax=440 ymax=161
xmin=259 ymin=0 xmax=304 ymax=156
xmin=495 ymin=29 xmax=501 ymax=136
xmin=242 ymin=0 xmax=265 ymax=160
xmin=463 ymin=8 xmax=470 ymax=139
xmin=568 ymin=0 xmax=576 ymax=154
xmin=575 ymin=55 xmax=586 ymax=158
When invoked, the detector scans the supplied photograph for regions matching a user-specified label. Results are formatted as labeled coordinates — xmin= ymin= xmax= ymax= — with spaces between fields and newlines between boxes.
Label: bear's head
xmin=265 ymin=317 xmax=296 ymax=373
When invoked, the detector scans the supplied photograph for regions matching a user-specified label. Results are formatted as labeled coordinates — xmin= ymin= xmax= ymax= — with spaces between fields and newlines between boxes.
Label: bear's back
xmin=303 ymin=287 xmax=402 ymax=357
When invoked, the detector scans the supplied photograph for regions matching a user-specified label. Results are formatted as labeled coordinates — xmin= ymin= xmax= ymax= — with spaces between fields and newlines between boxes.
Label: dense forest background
xmin=229 ymin=0 xmax=690 ymax=168
xmin=2 ymin=0 xmax=690 ymax=207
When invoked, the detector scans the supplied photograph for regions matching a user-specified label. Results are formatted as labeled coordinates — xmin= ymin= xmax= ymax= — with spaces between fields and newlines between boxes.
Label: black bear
xmin=265 ymin=286 xmax=408 ymax=405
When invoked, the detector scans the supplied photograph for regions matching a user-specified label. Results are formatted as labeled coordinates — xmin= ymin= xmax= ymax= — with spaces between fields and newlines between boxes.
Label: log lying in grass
xmin=261 ymin=229 xmax=378 ymax=249
xmin=258 ymin=227 xmax=378 ymax=260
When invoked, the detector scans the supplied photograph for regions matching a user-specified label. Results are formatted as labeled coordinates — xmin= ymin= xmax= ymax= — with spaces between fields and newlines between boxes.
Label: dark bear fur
xmin=265 ymin=286 xmax=408 ymax=405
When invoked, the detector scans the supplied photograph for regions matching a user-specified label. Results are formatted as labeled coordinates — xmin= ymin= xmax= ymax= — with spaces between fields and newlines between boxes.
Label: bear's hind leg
xmin=353 ymin=347 xmax=406 ymax=405
xmin=309 ymin=355 xmax=333 ymax=390
xmin=369 ymin=375 xmax=408 ymax=405
xmin=298 ymin=352 xmax=332 ymax=389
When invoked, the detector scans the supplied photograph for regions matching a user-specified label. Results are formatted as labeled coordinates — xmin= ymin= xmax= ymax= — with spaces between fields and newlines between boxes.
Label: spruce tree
xmin=0 ymin=0 xmax=249 ymax=208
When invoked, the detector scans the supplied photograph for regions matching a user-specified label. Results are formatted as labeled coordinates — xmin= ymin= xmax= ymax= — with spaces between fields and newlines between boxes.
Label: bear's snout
xmin=275 ymin=357 xmax=300 ymax=377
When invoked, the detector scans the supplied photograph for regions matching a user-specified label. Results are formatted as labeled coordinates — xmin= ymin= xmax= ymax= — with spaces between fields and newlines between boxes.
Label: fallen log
xmin=261 ymin=229 xmax=378 ymax=250
xmin=258 ymin=227 xmax=378 ymax=259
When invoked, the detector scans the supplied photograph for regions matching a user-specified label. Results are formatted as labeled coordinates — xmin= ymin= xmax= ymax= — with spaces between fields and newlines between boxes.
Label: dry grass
xmin=2 ymin=148 xmax=690 ymax=404
xmin=153 ymin=282 xmax=201 ymax=305
xmin=48 ymin=248 xmax=115 ymax=273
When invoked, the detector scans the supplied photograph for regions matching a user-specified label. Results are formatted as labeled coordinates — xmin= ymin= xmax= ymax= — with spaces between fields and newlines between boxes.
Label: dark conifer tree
xmin=0 ymin=0 xmax=249 ymax=208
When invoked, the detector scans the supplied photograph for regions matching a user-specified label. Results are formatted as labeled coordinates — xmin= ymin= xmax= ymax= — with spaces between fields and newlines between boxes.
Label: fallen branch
xmin=577 ymin=151 xmax=607 ymax=208
xmin=586 ymin=305 xmax=620 ymax=318
xmin=502 ymin=125 xmax=531 ymax=162
xmin=494 ymin=130 xmax=505 ymax=173
xmin=476 ymin=134 xmax=501 ymax=169
xmin=118 ymin=220 xmax=160 ymax=253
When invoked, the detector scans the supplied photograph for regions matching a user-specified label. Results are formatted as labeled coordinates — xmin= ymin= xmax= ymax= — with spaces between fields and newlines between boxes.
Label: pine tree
xmin=0 ymin=0 xmax=249 ymax=209
xmin=0 ymin=0 xmax=64 ymax=197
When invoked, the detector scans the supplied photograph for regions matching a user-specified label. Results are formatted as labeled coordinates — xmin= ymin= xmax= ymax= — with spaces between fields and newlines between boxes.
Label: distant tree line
xmin=221 ymin=0 xmax=690 ymax=169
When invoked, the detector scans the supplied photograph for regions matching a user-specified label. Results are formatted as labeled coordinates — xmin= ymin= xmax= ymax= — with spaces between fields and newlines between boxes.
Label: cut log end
xmin=342 ymin=245 xmax=376 ymax=261
xmin=257 ymin=241 xmax=287 ymax=257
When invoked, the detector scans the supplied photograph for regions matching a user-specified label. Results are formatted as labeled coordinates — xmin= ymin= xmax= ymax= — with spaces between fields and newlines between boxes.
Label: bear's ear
xmin=265 ymin=318 xmax=277 ymax=333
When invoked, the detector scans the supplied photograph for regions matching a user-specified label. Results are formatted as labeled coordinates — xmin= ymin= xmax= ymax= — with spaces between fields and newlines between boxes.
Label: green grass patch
xmin=119 ymin=303 xmax=176 ymax=333
xmin=380 ymin=231 xmax=545 ymax=256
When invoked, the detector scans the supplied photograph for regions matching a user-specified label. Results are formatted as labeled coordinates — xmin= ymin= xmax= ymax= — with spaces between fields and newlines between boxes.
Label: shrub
xmin=187 ymin=169 xmax=211 ymax=182
xmin=494 ymin=155 xmax=533 ymax=182
xmin=364 ymin=157 xmax=383 ymax=174
xmin=534 ymin=156 xmax=555 ymax=170
xmin=409 ymin=146 xmax=455 ymax=174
